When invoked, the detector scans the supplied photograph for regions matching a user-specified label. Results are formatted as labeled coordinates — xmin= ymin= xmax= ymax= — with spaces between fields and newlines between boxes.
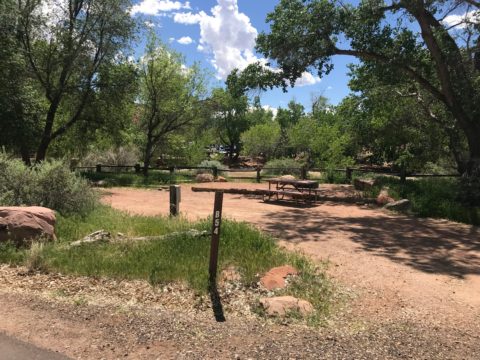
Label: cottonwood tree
xmin=17 ymin=0 xmax=135 ymax=161
xmin=208 ymin=72 xmax=249 ymax=162
xmin=242 ymin=0 xmax=480 ymax=175
xmin=138 ymin=37 xmax=206 ymax=175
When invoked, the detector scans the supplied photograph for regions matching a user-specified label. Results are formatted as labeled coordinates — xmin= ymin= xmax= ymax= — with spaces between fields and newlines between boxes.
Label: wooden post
xmin=301 ymin=166 xmax=307 ymax=180
xmin=169 ymin=166 xmax=175 ymax=183
xmin=134 ymin=163 xmax=141 ymax=173
xmin=96 ymin=164 xmax=102 ymax=173
xmin=209 ymin=192 xmax=223 ymax=283
xmin=212 ymin=166 xmax=218 ymax=179
xmin=256 ymin=167 xmax=261 ymax=183
xmin=346 ymin=167 xmax=353 ymax=182
xmin=169 ymin=185 xmax=181 ymax=216
xmin=69 ymin=158 xmax=78 ymax=171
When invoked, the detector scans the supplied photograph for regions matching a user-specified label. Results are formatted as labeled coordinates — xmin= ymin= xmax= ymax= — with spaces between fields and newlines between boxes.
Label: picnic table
xmin=261 ymin=178 xmax=319 ymax=203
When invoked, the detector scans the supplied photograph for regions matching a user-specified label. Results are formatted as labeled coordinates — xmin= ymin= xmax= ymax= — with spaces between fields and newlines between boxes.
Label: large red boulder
xmin=0 ymin=206 xmax=56 ymax=246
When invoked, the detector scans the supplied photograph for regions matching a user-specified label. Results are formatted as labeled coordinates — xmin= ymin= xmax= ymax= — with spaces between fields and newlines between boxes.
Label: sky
xmin=129 ymin=0 xmax=354 ymax=112
xmin=128 ymin=0 xmax=477 ymax=112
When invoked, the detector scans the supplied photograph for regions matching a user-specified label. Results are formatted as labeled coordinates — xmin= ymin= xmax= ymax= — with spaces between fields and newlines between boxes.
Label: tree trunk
xmin=20 ymin=145 xmax=31 ymax=166
xmin=465 ymin=126 xmax=480 ymax=176
xmin=143 ymin=137 xmax=153 ymax=176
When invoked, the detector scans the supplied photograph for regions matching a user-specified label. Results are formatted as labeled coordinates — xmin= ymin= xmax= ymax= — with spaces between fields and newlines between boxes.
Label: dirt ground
xmin=1 ymin=182 xmax=479 ymax=359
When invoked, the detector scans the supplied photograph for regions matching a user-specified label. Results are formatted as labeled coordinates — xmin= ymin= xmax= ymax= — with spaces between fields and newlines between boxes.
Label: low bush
xmin=366 ymin=176 xmax=480 ymax=225
xmin=195 ymin=160 xmax=226 ymax=174
xmin=80 ymin=145 xmax=141 ymax=167
xmin=0 ymin=153 xmax=97 ymax=215
xmin=263 ymin=158 xmax=303 ymax=177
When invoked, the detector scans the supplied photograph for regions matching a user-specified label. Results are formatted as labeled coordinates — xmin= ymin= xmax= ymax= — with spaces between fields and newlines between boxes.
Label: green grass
xmin=0 ymin=206 xmax=333 ymax=320
xmin=366 ymin=177 xmax=480 ymax=225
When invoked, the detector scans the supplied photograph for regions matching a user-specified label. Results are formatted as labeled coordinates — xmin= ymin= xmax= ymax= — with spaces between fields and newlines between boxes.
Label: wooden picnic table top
xmin=267 ymin=178 xmax=319 ymax=188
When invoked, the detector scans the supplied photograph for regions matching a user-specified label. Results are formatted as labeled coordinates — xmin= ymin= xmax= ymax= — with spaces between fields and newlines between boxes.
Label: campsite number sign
xmin=209 ymin=192 xmax=223 ymax=282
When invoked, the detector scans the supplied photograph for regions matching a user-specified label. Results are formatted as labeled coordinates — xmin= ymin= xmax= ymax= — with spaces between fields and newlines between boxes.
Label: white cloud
xmin=144 ymin=20 xmax=156 ymax=28
xmin=177 ymin=36 xmax=193 ymax=45
xmin=174 ymin=0 xmax=320 ymax=87
xmin=443 ymin=10 xmax=478 ymax=29
xmin=262 ymin=105 xmax=278 ymax=118
xmin=130 ymin=0 xmax=190 ymax=16
xmin=295 ymin=72 xmax=321 ymax=87
xmin=168 ymin=37 xmax=175 ymax=43
xmin=173 ymin=11 xmax=205 ymax=24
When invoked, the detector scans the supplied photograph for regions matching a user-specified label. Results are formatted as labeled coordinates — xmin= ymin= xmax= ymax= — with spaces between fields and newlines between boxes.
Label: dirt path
xmin=102 ymin=183 xmax=480 ymax=332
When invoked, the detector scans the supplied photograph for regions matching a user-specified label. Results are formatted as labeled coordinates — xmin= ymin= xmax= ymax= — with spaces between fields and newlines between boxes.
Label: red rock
xmin=0 ymin=206 xmax=56 ymax=246
xmin=260 ymin=265 xmax=298 ymax=290
xmin=354 ymin=178 xmax=376 ymax=191
xmin=376 ymin=189 xmax=394 ymax=206
xmin=215 ymin=176 xmax=227 ymax=182
xmin=260 ymin=296 xmax=314 ymax=317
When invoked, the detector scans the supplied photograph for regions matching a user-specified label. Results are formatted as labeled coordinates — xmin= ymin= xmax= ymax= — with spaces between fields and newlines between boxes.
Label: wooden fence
xmin=72 ymin=162 xmax=461 ymax=183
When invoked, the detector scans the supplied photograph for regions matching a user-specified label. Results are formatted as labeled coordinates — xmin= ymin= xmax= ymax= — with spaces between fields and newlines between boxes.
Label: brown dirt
xmin=0 ymin=182 xmax=479 ymax=359
xmin=101 ymin=183 xmax=480 ymax=330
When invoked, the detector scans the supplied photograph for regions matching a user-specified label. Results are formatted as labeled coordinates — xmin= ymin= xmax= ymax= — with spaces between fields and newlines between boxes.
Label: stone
xmin=195 ymin=173 xmax=215 ymax=183
xmin=0 ymin=206 xmax=56 ymax=246
xmin=354 ymin=178 xmax=376 ymax=191
xmin=384 ymin=199 xmax=411 ymax=212
xmin=220 ymin=266 xmax=242 ymax=284
xmin=260 ymin=265 xmax=299 ymax=290
xmin=376 ymin=188 xmax=395 ymax=206
xmin=215 ymin=176 xmax=227 ymax=182
xmin=259 ymin=296 xmax=314 ymax=317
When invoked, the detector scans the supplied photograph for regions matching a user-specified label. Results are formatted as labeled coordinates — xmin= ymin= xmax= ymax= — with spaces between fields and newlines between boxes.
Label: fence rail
xmin=73 ymin=162 xmax=461 ymax=184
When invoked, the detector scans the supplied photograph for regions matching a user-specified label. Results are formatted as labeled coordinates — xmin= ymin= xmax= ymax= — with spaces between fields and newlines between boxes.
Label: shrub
xmin=0 ymin=153 xmax=97 ymax=215
xmin=80 ymin=145 xmax=141 ymax=167
xmin=196 ymin=160 xmax=226 ymax=174
xmin=263 ymin=158 xmax=303 ymax=177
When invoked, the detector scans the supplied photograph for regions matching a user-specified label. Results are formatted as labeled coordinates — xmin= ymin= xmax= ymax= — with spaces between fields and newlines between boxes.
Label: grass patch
xmin=366 ymin=177 xmax=480 ymax=225
xmin=0 ymin=206 xmax=333 ymax=320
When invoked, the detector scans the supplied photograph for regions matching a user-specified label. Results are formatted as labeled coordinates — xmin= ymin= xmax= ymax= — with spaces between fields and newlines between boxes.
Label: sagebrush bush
xmin=196 ymin=160 xmax=226 ymax=174
xmin=80 ymin=145 xmax=141 ymax=166
xmin=0 ymin=153 xmax=97 ymax=215
xmin=263 ymin=158 xmax=303 ymax=176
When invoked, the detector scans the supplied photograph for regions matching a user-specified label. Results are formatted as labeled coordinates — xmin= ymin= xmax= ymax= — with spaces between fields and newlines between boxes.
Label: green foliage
xmin=241 ymin=122 xmax=282 ymax=159
xmin=263 ymin=158 xmax=303 ymax=176
xmin=80 ymin=145 xmax=141 ymax=166
xmin=196 ymin=160 xmax=226 ymax=174
xmin=0 ymin=153 xmax=97 ymax=215
xmin=288 ymin=117 xmax=353 ymax=168
xmin=367 ymin=177 xmax=480 ymax=225
xmin=137 ymin=34 xmax=207 ymax=172
xmin=81 ymin=171 xmax=188 ymax=187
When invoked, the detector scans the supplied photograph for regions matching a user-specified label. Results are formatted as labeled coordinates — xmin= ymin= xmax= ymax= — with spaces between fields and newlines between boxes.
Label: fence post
xmin=346 ymin=167 xmax=353 ymax=182
xmin=256 ymin=167 xmax=261 ymax=183
xmin=400 ymin=166 xmax=407 ymax=183
xmin=169 ymin=185 xmax=181 ymax=216
xmin=96 ymin=164 xmax=102 ymax=173
xmin=69 ymin=158 xmax=78 ymax=171
xmin=169 ymin=166 xmax=175 ymax=182
xmin=301 ymin=166 xmax=307 ymax=180
xmin=134 ymin=163 xmax=141 ymax=174
xmin=212 ymin=166 xmax=218 ymax=179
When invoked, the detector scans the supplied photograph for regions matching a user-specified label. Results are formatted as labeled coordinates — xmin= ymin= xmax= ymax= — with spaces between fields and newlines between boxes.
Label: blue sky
xmin=130 ymin=0 xmax=354 ymax=111
xmin=129 ymin=0 xmax=476 ymax=112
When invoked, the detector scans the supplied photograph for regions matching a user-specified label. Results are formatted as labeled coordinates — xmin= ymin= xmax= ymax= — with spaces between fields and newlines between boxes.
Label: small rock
xmin=260 ymin=296 xmax=314 ymax=317
xmin=196 ymin=173 xmax=215 ymax=183
xmin=220 ymin=266 xmax=242 ymax=283
xmin=215 ymin=176 xmax=227 ymax=182
xmin=279 ymin=175 xmax=296 ymax=180
xmin=260 ymin=265 xmax=298 ymax=290
xmin=354 ymin=178 xmax=376 ymax=190
xmin=376 ymin=188 xmax=394 ymax=206
xmin=384 ymin=199 xmax=411 ymax=212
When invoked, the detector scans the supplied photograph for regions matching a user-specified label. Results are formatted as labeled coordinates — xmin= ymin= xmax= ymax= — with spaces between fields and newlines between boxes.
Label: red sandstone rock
xmin=260 ymin=265 xmax=298 ymax=290
xmin=260 ymin=296 xmax=314 ymax=317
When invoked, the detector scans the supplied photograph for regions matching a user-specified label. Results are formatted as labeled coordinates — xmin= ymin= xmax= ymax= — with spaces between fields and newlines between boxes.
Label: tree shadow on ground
xmin=261 ymin=204 xmax=480 ymax=278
